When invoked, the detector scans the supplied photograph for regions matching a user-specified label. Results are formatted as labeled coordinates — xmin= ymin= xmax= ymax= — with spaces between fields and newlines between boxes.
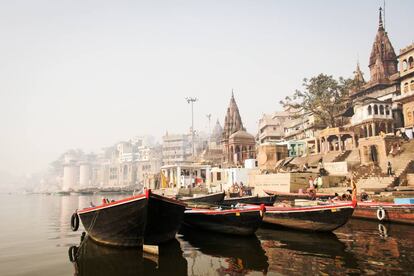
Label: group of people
xmin=307 ymin=175 xmax=323 ymax=198
xmin=229 ymin=182 xmax=250 ymax=197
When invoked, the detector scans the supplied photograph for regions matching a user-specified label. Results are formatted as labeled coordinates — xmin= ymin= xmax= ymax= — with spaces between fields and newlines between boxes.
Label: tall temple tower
xmin=350 ymin=7 xmax=399 ymax=100
xmin=368 ymin=7 xmax=398 ymax=83
xmin=222 ymin=91 xmax=245 ymax=142
xmin=222 ymin=91 xmax=255 ymax=166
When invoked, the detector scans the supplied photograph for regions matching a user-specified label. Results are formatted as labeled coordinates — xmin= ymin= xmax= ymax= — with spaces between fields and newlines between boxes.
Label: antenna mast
xmin=383 ymin=0 xmax=386 ymax=30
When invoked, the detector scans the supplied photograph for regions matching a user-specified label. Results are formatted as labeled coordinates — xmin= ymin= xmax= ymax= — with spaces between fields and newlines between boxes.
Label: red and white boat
xmin=353 ymin=201 xmax=414 ymax=225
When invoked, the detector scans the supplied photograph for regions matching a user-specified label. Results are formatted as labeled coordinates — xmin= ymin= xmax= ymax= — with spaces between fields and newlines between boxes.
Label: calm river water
xmin=0 ymin=194 xmax=413 ymax=276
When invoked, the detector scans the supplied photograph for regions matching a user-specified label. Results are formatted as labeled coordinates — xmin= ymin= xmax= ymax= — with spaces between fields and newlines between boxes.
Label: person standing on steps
xmin=387 ymin=161 xmax=393 ymax=176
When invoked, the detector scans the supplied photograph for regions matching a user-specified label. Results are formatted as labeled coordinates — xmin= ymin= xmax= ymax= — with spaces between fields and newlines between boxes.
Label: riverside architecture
xmin=39 ymin=8 xmax=414 ymax=195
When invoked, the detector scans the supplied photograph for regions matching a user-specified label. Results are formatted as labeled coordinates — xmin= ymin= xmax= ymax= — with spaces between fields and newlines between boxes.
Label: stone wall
xmin=324 ymin=161 xmax=348 ymax=176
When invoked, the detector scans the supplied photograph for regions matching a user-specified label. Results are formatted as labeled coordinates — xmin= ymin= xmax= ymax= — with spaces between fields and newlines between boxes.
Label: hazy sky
xmin=1 ymin=0 xmax=413 ymax=176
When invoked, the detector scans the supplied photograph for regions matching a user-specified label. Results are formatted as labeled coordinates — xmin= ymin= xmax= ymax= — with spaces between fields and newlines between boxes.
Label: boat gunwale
xmin=78 ymin=194 xmax=147 ymax=214
xmin=185 ymin=205 xmax=263 ymax=215
xmin=150 ymin=192 xmax=187 ymax=207
xmin=356 ymin=201 xmax=414 ymax=208
xmin=266 ymin=202 xmax=354 ymax=213
xmin=264 ymin=189 xmax=334 ymax=197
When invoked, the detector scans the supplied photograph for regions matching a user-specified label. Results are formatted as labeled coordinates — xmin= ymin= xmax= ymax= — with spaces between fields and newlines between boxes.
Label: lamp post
xmin=185 ymin=97 xmax=198 ymax=160
xmin=206 ymin=113 xmax=211 ymax=143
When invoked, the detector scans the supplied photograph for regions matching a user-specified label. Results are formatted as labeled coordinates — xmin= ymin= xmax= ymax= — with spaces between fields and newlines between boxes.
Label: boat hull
xmin=222 ymin=195 xmax=276 ymax=206
xmin=78 ymin=195 xmax=148 ymax=247
xmin=183 ymin=206 xmax=264 ymax=236
xmin=264 ymin=203 xmax=354 ymax=232
xmin=144 ymin=193 xmax=186 ymax=245
xmin=353 ymin=202 xmax=414 ymax=224
xmin=181 ymin=191 xmax=225 ymax=204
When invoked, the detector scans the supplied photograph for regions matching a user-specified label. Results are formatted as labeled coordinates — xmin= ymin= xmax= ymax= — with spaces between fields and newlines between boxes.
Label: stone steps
xmin=357 ymin=176 xmax=395 ymax=192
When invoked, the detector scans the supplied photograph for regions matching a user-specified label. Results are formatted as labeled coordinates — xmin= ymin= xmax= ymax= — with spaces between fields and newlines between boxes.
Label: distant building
xmin=162 ymin=133 xmax=192 ymax=165
xmin=258 ymin=111 xmax=291 ymax=144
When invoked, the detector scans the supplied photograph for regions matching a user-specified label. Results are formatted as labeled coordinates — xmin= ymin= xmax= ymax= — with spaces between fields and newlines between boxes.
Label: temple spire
xmin=378 ymin=7 xmax=384 ymax=30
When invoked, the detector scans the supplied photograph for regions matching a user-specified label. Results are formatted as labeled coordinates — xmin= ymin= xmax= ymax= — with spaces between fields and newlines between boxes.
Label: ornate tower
xmin=221 ymin=92 xmax=255 ymax=166
xmin=222 ymin=91 xmax=245 ymax=144
xmin=368 ymin=7 xmax=398 ymax=83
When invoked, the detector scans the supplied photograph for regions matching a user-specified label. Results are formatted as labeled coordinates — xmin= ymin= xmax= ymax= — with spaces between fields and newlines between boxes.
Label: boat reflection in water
xmin=257 ymin=226 xmax=359 ymax=275
xmin=335 ymin=219 xmax=414 ymax=274
xmin=179 ymin=227 xmax=268 ymax=275
xmin=69 ymin=235 xmax=187 ymax=276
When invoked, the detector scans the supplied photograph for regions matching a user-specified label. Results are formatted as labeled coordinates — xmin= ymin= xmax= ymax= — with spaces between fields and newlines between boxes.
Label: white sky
xmin=0 ymin=0 xmax=413 ymax=176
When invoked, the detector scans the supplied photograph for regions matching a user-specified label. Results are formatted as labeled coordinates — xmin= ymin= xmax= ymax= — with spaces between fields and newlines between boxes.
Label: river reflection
xmin=335 ymin=220 xmax=414 ymax=275
xmin=179 ymin=227 xmax=268 ymax=275
xmin=257 ymin=226 xmax=359 ymax=275
xmin=70 ymin=236 xmax=187 ymax=276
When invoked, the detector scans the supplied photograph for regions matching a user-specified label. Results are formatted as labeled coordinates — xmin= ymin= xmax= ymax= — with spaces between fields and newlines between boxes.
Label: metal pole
xmin=185 ymin=97 xmax=198 ymax=160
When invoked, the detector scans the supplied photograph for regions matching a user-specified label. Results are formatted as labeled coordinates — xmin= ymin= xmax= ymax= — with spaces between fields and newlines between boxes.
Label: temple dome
xmin=229 ymin=130 xmax=255 ymax=140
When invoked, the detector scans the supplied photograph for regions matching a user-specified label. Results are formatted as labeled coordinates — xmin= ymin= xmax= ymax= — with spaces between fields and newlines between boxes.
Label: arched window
xmin=368 ymin=105 xmax=372 ymax=115
xmin=409 ymin=56 xmax=414 ymax=69
xmin=385 ymin=105 xmax=390 ymax=115
xmin=404 ymin=82 xmax=409 ymax=93
xmin=379 ymin=105 xmax=384 ymax=115
xmin=373 ymin=105 xmax=378 ymax=115
xmin=402 ymin=60 xmax=408 ymax=71
xmin=410 ymin=80 xmax=414 ymax=91
xmin=407 ymin=108 xmax=413 ymax=124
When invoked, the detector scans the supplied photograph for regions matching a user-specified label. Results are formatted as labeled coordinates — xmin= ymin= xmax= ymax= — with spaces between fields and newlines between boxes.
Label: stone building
xmin=162 ymin=133 xmax=192 ymax=165
xmin=351 ymin=97 xmax=394 ymax=139
xmin=222 ymin=92 xmax=256 ymax=166
xmin=394 ymin=43 xmax=414 ymax=138
xmin=258 ymin=111 xmax=291 ymax=144
xmin=257 ymin=143 xmax=289 ymax=172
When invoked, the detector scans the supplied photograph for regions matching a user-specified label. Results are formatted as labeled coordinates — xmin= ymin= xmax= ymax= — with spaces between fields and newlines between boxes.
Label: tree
xmin=280 ymin=74 xmax=354 ymax=128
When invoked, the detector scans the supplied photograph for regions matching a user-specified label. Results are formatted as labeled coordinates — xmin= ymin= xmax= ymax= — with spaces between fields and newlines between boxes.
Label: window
xmin=404 ymin=82 xmax=409 ymax=93
xmin=402 ymin=60 xmax=408 ymax=71
xmin=373 ymin=105 xmax=378 ymax=115
xmin=368 ymin=105 xmax=372 ymax=115
xmin=409 ymin=56 xmax=414 ymax=69
xmin=216 ymin=172 xmax=221 ymax=181
xmin=385 ymin=105 xmax=390 ymax=115
xmin=411 ymin=80 xmax=414 ymax=91
xmin=379 ymin=105 xmax=384 ymax=115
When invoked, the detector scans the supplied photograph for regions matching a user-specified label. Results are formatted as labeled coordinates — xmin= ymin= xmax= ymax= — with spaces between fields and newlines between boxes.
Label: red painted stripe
xmin=264 ymin=190 xmax=334 ymax=197
xmin=266 ymin=202 xmax=354 ymax=212
xmin=78 ymin=194 xmax=146 ymax=214
xmin=357 ymin=202 xmax=414 ymax=207
xmin=186 ymin=206 xmax=262 ymax=215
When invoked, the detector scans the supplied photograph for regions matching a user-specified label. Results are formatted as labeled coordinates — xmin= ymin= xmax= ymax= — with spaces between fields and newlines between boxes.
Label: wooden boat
xmin=183 ymin=204 xmax=265 ymax=235
xmin=264 ymin=190 xmax=335 ymax=201
xmin=75 ymin=193 xmax=148 ymax=247
xmin=222 ymin=195 xmax=276 ymax=206
xmin=73 ymin=189 xmax=186 ymax=247
xmin=144 ymin=190 xmax=187 ymax=245
xmin=263 ymin=201 xmax=355 ymax=232
xmin=353 ymin=201 xmax=414 ymax=224
xmin=179 ymin=191 xmax=225 ymax=204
